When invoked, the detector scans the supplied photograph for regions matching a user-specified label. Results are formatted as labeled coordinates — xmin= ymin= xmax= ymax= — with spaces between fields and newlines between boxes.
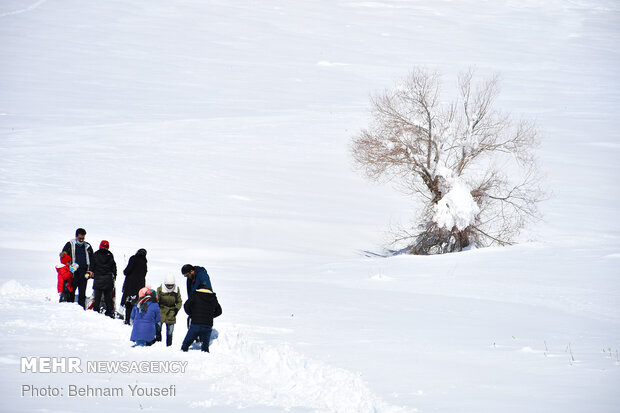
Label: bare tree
xmin=352 ymin=68 xmax=544 ymax=254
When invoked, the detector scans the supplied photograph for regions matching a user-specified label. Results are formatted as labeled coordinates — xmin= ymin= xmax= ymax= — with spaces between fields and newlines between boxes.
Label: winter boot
xmin=155 ymin=322 xmax=162 ymax=342
xmin=166 ymin=335 xmax=172 ymax=347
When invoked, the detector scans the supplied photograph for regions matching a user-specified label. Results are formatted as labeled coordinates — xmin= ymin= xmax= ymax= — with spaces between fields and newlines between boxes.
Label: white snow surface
xmin=1 ymin=0 xmax=619 ymax=412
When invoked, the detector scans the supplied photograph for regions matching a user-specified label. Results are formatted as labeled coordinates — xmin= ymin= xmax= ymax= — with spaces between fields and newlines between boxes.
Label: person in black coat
xmin=181 ymin=283 xmax=222 ymax=352
xmin=121 ymin=248 xmax=147 ymax=325
xmin=91 ymin=240 xmax=117 ymax=318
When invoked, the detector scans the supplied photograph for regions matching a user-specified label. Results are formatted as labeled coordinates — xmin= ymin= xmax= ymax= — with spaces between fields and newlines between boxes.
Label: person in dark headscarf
xmin=121 ymin=248 xmax=147 ymax=325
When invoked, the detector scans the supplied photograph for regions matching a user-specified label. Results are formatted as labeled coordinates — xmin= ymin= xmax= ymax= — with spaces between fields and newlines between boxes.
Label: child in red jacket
xmin=57 ymin=252 xmax=76 ymax=302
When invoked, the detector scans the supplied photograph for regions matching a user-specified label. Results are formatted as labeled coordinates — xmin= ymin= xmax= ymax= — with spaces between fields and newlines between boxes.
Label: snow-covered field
xmin=1 ymin=0 xmax=619 ymax=412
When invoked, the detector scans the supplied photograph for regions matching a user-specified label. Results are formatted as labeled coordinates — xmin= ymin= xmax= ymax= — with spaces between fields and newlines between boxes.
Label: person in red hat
xmin=91 ymin=240 xmax=117 ymax=318
xmin=56 ymin=252 xmax=75 ymax=302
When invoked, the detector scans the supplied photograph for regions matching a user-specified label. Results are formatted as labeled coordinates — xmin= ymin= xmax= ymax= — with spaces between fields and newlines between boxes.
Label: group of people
xmin=56 ymin=228 xmax=222 ymax=352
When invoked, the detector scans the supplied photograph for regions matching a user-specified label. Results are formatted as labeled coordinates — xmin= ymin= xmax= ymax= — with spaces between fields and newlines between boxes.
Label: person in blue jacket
xmin=130 ymin=286 xmax=160 ymax=346
xmin=181 ymin=264 xmax=213 ymax=296
xmin=181 ymin=264 xmax=214 ymax=335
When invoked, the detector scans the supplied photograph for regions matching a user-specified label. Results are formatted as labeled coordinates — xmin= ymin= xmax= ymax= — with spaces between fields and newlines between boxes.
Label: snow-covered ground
xmin=1 ymin=0 xmax=619 ymax=412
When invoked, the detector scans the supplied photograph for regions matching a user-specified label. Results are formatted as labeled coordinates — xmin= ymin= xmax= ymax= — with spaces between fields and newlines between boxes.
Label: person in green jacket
xmin=156 ymin=274 xmax=182 ymax=347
